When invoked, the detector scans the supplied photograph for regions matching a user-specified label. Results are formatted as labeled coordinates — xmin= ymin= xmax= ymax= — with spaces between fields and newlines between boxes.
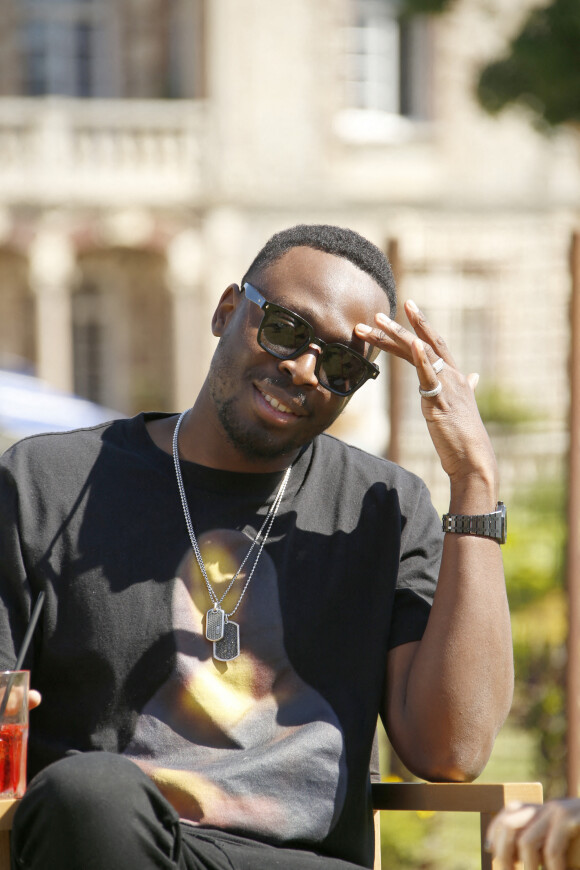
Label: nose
xmin=278 ymin=346 xmax=320 ymax=388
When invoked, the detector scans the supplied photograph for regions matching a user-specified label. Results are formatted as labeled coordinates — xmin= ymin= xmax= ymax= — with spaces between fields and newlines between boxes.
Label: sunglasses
xmin=240 ymin=282 xmax=379 ymax=397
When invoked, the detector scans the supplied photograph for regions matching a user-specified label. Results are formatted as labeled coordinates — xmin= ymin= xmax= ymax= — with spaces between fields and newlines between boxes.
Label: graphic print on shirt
xmin=123 ymin=527 xmax=347 ymax=843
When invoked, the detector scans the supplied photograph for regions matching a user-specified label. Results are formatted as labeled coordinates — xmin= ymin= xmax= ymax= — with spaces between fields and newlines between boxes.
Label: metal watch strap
xmin=441 ymin=501 xmax=506 ymax=544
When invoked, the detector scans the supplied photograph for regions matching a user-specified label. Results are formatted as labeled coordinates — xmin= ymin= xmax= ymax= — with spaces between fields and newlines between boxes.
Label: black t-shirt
xmin=0 ymin=413 xmax=442 ymax=867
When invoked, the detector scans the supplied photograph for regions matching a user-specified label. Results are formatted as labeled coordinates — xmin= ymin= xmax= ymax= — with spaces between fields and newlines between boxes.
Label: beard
xmin=213 ymin=393 xmax=309 ymax=461
xmin=207 ymin=335 xmax=345 ymax=462
xmin=207 ymin=326 xmax=348 ymax=462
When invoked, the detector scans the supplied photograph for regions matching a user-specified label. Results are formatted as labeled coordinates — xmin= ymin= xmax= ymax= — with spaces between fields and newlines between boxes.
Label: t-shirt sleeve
xmin=0 ymin=454 xmax=34 ymax=668
xmin=387 ymin=477 xmax=443 ymax=650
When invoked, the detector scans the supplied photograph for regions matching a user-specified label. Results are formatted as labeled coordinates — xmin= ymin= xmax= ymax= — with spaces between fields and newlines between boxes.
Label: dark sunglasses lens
xmin=258 ymin=305 xmax=371 ymax=396
xmin=260 ymin=309 xmax=310 ymax=356
xmin=319 ymin=346 xmax=368 ymax=395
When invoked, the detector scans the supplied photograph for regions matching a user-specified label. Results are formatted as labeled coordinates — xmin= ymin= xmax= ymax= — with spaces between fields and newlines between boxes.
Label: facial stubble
xmin=208 ymin=340 xmax=345 ymax=462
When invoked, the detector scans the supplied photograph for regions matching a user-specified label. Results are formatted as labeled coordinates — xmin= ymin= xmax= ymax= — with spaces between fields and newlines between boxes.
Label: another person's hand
xmin=0 ymin=686 xmax=41 ymax=715
xmin=486 ymin=799 xmax=580 ymax=870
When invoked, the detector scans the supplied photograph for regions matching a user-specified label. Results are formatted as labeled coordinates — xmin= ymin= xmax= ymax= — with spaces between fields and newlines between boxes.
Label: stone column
xmin=29 ymin=228 xmax=75 ymax=393
xmin=167 ymin=228 xmax=206 ymax=409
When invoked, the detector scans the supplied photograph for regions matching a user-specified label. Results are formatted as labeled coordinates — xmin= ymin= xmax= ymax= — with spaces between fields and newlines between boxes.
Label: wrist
xmin=448 ymin=469 xmax=499 ymax=515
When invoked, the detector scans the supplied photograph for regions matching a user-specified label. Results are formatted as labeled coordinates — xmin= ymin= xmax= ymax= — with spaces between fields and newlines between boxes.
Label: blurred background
xmin=0 ymin=0 xmax=579 ymax=865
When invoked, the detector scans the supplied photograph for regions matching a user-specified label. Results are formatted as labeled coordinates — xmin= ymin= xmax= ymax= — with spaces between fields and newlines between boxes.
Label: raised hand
xmin=356 ymin=299 xmax=498 ymax=494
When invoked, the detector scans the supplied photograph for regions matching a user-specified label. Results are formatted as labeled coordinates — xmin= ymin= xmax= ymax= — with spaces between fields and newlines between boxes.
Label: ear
xmin=212 ymin=284 xmax=240 ymax=337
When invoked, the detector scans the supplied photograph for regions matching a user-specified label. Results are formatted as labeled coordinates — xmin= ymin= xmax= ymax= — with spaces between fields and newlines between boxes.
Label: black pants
xmin=11 ymin=753 xmax=363 ymax=870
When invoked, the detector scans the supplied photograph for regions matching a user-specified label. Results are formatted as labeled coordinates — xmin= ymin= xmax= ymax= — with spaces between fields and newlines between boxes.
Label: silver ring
xmin=432 ymin=358 xmax=445 ymax=374
xmin=419 ymin=381 xmax=442 ymax=399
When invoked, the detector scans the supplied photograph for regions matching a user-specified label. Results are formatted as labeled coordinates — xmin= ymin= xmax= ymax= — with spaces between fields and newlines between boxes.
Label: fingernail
xmin=376 ymin=312 xmax=391 ymax=327
xmin=483 ymin=839 xmax=492 ymax=853
xmin=356 ymin=323 xmax=372 ymax=335
xmin=407 ymin=299 xmax=419 ymax=312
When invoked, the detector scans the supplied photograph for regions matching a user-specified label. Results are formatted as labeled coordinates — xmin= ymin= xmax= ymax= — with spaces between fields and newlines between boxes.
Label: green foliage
xmin=503 ymin=476 xmax=568 ymax=798
xmin=399 ymin=0 xmax=580 ymax=130
xmin=377 ymin=728 xmax=434 ymax=866
xmin=503 ymin=479 xmax=566 ymax=610
xmin=513 ymin=641 xmax=568 ymax=798
xmin=380 ymin=808 xmax=437 ymax=867
xmin=477 ymin=383 xmax=541 ymax=428
xmin=477 ymin=0 xmax=580 ymax=128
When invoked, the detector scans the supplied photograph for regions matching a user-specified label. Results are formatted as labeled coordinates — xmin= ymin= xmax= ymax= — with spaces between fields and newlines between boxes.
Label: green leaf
xmin=477 ymin=0 xmax=580 ymax=128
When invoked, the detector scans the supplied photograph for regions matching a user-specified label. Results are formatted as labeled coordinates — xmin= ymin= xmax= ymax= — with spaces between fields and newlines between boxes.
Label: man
xmin=0 ymin=224 xmax=513 ymax=869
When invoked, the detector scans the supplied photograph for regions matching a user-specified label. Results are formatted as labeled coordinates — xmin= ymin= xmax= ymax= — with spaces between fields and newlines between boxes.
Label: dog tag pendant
xmin=213 ymin=620 xmax=240 ymax=661
xmin=206 ymin=607 xmax=225 ymax=642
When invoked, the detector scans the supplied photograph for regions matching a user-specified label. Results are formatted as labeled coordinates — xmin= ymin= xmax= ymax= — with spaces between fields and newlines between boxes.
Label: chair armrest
xmin=567 ymin=835 xmax=580 ymax=869
xmin=0 ymin=800 xmax=17 ymax=830
xmin=0 ymin=800 xmax=18 ymax=870
xmin=372 ymin=781 xmax=543 ymax=813
xmin=372 ymin=782 xmax=543 ymax=870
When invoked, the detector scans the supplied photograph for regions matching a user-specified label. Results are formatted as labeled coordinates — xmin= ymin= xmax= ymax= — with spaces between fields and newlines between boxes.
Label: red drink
xmin=0 ymin=723 xmax=28 ymax=797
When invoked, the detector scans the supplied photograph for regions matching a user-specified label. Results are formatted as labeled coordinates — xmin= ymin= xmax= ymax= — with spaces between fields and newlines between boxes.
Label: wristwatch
xmin=441 ymin=501 xmax=507 ymax=545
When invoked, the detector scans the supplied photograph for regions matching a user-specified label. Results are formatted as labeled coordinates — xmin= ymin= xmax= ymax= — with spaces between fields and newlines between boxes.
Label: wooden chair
xmin=372 ymin=781 xmax=580 ymax=870
xmin=372 ymin=782 xmax=543 ymax=869
xmin=0 ymin=785 xmax=578 ymax=869
xmin=0 ymin=800 xmax=16 ymax=870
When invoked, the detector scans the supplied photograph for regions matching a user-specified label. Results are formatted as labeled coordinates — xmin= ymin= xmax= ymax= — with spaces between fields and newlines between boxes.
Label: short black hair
xmin=242 ymin=224 xmax=397 ymax=317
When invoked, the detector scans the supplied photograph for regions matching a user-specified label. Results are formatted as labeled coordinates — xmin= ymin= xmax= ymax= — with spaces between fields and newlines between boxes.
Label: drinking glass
xmin=0 ymin=670 xmax=29 ymax=798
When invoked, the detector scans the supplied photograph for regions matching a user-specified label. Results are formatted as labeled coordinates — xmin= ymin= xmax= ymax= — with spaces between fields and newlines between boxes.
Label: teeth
xmin=263 ymin=392 xmax=292 ymax=414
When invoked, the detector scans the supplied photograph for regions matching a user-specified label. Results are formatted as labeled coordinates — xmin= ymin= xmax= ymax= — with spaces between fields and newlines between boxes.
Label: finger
xmin=490 ymin=823 xmax=520 ymax=870
xmin=405 ymin=299 xmax=457 ymax=369
xmin=467 ymin=372 xmax=479 ymax=391
xmin=542 ymin=804 xmax=580 ymax=870
xmin=374 ymin=310 xmax=453 ymax=380
xmin=486 ymin=804 xmax=539 ymax=869
xmin=486 ymin=802 xmax=525 ymax=841
xmin=411 ymin=338 xmax=442 ymax=398
xmin=542 ymin=834 xmax=569 ymax=870
xmin=377 ymin=312 xmax=427 ymax=362
xmin=517 ymin=837 xmax=544 ymax=870
xmin=29 ymin=690 xmax=42 ymax=710
xmin=354 ymin=318 xmax=415 ymax=364
xmin=356 ymin=311 xmax=452 ymax=381
xmin=0 ymin=685 xmax=29 ymax=717
xmin=519 ymin=821 xmax=556 ymax=870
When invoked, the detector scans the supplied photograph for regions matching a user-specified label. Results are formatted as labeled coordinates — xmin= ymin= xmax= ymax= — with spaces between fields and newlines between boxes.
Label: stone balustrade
xmin=0 ymin=97 xmax=207 ymax=206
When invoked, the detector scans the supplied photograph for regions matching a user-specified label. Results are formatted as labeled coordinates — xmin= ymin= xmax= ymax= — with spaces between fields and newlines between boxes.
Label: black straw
xmin=14 ymin=591 xmax=45 ymax=670
xmin=0 ymin=590 xmax=45 ymax=718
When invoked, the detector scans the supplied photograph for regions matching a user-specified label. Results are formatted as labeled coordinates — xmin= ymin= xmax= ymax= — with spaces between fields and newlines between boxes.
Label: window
xmin=165 ymin=0 xmax=205 ymax=99
xmin=11 ymin=0 xmax=204 ymax=99
xmin=72 ymin=280 xmax=105 ymax=404
xmin=344 ymin=0 xmax=431 ymax=119
xmin=19 ymin=0 xmax=118 ymax=97
xmin=121 ymin=0 xmax=204 ymax=99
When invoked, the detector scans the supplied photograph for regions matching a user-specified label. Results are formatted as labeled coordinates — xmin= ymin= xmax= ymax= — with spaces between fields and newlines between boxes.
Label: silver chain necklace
xmin=172 ymin=409 xmax=291 ymax=662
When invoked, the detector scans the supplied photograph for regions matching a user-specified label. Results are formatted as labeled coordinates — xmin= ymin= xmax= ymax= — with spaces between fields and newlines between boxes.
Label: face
xmin=207 ymin=246 xmax=387 ymax=469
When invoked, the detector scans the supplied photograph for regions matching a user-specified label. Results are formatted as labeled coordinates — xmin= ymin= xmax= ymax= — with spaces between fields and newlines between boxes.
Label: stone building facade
xmin=0 ymin=0 xmax=578 ymax=506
